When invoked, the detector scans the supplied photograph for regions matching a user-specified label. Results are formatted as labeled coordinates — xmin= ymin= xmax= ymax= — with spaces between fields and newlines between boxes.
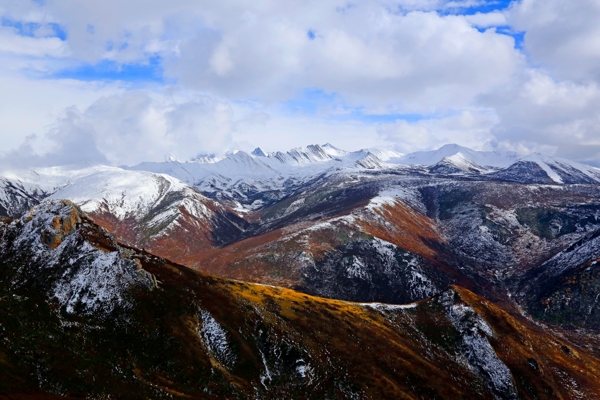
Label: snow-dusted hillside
xmin=1 ymin=164 xmax=221 ymax=220
xmin=4 ymin=201 xmax=598 ymax=398
xmin=46 ymin=167 xmax=214 ymax=221
xmin=0 ymin=165 xmax=250 ymax=255
xmin=4 ymin=144 xmax=600 ymax=398
xmin=0 ymin=177 xmax=46 ymax=217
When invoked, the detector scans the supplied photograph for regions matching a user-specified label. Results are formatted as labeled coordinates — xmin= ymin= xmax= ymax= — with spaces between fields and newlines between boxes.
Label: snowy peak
xmin=321 ymin=143 xmax=348 ymax=157
xmin=393 ymin=144 xmax=600 ymax=183
xmin=365 ymin=148 xmax=404 ymax=162
xmin=275 ymin=144 xmax=334 ymax=165
xmin=428 ymin=153 xmax=486 ymax=174
xmin=45 ymin=167 xmax=203 ymax=220
xmin=398 ymin=144 xmax=519 ymax=169
xmin=520 ymin=153 xmax=600 ymax=184
xmin=251 ymin=143 xmax=349 ymax=162
xmin=165 ymin=153 xmax=180 ymax=163
xmin=355 ymin=153 xmax=386 ymax=169
xmin=488 ymin=161 xmax=557 ymax=184
xmin=251 ymin=147 xmax=267 ymax=157
xmin=486 ymin=153 xmax=600 ymax=184
xmin=190 ymin=153 xmax=226 ymax=164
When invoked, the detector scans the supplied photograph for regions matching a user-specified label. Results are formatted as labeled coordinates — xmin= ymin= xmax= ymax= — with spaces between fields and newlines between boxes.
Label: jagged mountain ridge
xmin=125 ymin=143 xmax=600 ymax=207
xmin=2 ymin=200 xmax=600 ymax=399
xmin=3 ymin=144 xmax=600 ymax=218
xmin=3 ymin=144 xmax=600 ymax=329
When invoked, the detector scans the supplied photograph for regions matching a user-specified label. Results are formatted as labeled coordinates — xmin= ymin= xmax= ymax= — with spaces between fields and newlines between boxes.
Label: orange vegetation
xmin=454 ymin=286 xmax=600 ymax=398
xmin=358 ymin=200 xmax=444 ymax=262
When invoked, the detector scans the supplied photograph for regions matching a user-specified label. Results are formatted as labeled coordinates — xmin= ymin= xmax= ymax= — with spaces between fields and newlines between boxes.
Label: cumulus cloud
xmin=509 ymin=0 xmax=600 ymax=84
xmin=13 ymin=90 xmax=237 ymax=166
xmin=483 ymin=69 xmax=600 ymax=163
xmin=0 ymin=27 xmax=67 ymax=57
xmin=0 ymin=0 xmax=599 ymax=166
xmin=464 ymin=12 xmax=507 ymax=28
xmin=1 ymin=1 xmax=522 ymax=109
xmin=0 ymin=110 xmax=109 ymax=171
xmin=169 ymin=5 xmax=521 ymax=112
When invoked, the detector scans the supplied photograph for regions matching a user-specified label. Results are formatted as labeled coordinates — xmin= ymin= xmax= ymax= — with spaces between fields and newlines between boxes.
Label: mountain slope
xmin=0 ymin=176 xmax=46 ymax=218
xmin=2 ymin=201 xmax=600 ymax=398
xmin=126 ymin=144 xmax=406 ymax=205
xmin=0 ymin=166 xmax=250 ymax=261
xmin=517 ymin=227 xmax=600 ymax=328
xmin=47 ymin=167 xmax=249 ymax=250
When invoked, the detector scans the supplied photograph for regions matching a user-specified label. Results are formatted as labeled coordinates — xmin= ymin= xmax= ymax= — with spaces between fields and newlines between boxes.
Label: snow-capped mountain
xmin=397 ymin=143 xmax=520 ymax=168
xmin=3 ymin=144 xmax=600 ymax=316
xmin=428 ymin=153 xmax=489 ymax=174
xmin=0 ymin=165 xmax=249 ymax=261
xmin=122 ymin=143 xmax=600 ymax=207
xmin=4 ymin=143 xmax=600 ymax=397
xmin=125 ymin=144 xmax=405 ymax=205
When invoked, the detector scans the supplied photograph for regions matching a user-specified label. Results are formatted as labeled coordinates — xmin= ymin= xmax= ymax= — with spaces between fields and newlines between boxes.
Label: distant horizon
xmin=3 ymin=141 xmax=600 ymax=172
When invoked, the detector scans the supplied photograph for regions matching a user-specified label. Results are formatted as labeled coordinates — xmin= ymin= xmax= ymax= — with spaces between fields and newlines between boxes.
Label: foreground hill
xmin=2 ymin=201 xmax=600 ymax=398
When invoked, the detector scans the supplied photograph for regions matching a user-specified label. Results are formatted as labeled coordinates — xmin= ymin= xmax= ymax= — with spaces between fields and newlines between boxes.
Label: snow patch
xmin=346 ymin=256 xmax=369 ymax=279
xmin=440 ymin=290 xmax=518 ymax=398
xmin=198 ymin=309 xmax=237 ymax=369
xmin=52 ymin=242 xmax=139 ymax=314
xmin=361 ymin=302 xmax=418 ymax=310
xmin=367 ymin=186 xmax=421 ymax=211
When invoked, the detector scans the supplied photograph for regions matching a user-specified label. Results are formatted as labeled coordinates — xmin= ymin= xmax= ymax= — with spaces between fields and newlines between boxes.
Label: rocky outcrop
xmin=0 ymin=199 xmax=158 ymax=315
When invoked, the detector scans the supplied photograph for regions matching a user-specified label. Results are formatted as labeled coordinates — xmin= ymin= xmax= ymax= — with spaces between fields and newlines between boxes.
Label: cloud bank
xmin=0 ymin=0 xmax=598 ymax=166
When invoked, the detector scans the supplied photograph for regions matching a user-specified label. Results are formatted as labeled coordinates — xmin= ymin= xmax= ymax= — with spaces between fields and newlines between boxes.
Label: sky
xmin=0 ymin=0 xmax=599 ymax=167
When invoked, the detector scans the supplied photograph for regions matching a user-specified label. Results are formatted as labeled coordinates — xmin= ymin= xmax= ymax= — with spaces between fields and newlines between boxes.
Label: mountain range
xmin=3 ymin=143 xmax=600 ymax=398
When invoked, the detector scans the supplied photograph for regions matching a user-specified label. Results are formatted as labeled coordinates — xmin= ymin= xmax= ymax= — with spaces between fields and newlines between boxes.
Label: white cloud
xmin=483 ymin=69 xmax=600 ymax=162
xmin=464 ymin=12 xmax=507 ymax=28
xmin=377 ymin=110 xmax=498 ymax=153
xmin=170 ymin=6 xmax=521 ymax=112
xmin=509 ymin=0 xmax=600 ymax=84
xmin=0 ymin=1 xmax=521 ymax=110
xmin=0 ymin=0 xmax=600 ymax=167
xmin=0 ymin=27 xmax=67 ymax=57
xmin=0 ymin=71 xmax=123 ymax=151
xmin=0 ymin=85 xmax=390 ymax=167
xmin=40 ymin=90 xmax=238 ymax=165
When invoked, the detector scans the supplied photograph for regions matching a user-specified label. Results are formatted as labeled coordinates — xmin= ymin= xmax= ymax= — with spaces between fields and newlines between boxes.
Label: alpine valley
xmin=3 ymin=143 xmax=600 ymax=399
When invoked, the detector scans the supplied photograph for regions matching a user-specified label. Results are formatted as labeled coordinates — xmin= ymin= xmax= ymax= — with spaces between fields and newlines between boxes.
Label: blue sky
xmin=53 ymin=57 xmax=165 ymax=83
xmin=0 ymin=0 xmax=599 ymax=166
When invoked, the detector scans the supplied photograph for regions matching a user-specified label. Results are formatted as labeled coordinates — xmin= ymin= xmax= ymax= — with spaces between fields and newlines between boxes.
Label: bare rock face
xmin=438 ymin=289 xmax=518 ymax=400
xmin=1 ymin=199 xmax=158 ymax=315
xmin=34 ymin=200 xmax=83 ymax=249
